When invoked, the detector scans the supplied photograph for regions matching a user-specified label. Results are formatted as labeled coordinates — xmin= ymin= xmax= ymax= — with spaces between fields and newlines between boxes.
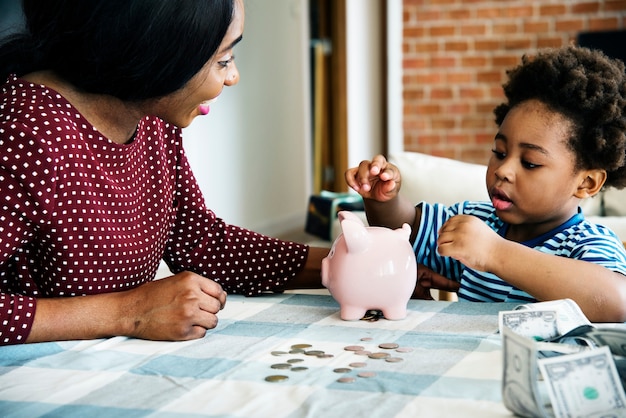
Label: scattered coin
xmin=368 ymin=352 xmax=390 ymax=360
xmin=344 ymin=345 xmax=365 ymax=352
xmin=317 ymin=353 xmax=334 ymax=359
xmin=289 ymin=349 xmax=305 ymax=354
xmin=291 ymin=366 xmax=308 ymax=372
xmin=271 ymin=351 xmax=288 ymax=356
xmin=287 ymin=358 xmax=304 ymax=364
xmin=291 ymin=344 xmax=312 ymax=349
xmin=360 ymin=337 xmax=373 ymax=341
xmin=357 ymin=371 xmax=377 ymax=378
xmin=337 ymin=377 xmax=356 ymax=384
xmin=333 ymin=367 xmax=352 ymax=373
xmin=385 ymin=357 xmax=404 ymax=363
xmin=378 ymin=342 xmax=399 ymax=350
xmin=349 ymin=362 xmax=367 ymax=368
xmin=271 ymin=363 xmax=292 ymax=370
xmin=265 ymin=375 xmax=289 ymax=382
xmin=304 ymin=350 xmax=325 ymax=356
xmin=355 ymin=350 xmax=372 ymax=356
xmin=396 ymin=347 xmax=414 ymax=353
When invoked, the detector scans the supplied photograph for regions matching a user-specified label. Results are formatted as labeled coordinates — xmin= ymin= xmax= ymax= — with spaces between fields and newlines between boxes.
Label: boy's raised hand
xmin=345 ymin=155 xmax=402 ymax=202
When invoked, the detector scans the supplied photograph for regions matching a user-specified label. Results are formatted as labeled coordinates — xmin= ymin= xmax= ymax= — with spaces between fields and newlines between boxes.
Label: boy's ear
xmin=575 ymin=169 xmax=607 ymax=198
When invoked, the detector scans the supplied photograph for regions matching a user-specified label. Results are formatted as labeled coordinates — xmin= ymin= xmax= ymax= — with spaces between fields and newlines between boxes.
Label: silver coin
xmin=349 ymin=362 xmax=367 ymax=368
xmin=333 ymin=367 xmax=352 ymax=373
xmin=368 ymin=352 xmax=390 ymax=360
xmin=287 ymin=358 xmax=304 ymax=364
xmin=289 ymin=349 xmax=305 ymax=354
xmin=271 ymin=363 xmax=292 ymax=369
xmin=304 ymin=350 xmax=325 ymax=356
xmin=378 ymin=342 xmax=399 ymax=350
xmin=337 ymin=377 xmax=356 ymax=383
xmin=385 ymin=357 xmax=404 ymax=363
xmin=344 ymin=345 xmax=365 ymax=352
xmin=317 ymin=353 xmax=334 ymax=359
xmin=357 ymin=371 xmax=377 ymax=378
xmin=291 ymin=366 xmax=308 ymax=372
xmin=271 ymin=351 xmax=288 ymax=356
xmin=265 ymin=375 xmax=289 ymax=382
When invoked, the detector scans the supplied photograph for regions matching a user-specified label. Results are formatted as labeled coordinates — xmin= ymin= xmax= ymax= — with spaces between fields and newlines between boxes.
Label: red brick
xmin=555 ymin=19 xmax=586 ymax=32
xmin=503 ymin=38 xmax=533 ymax=50
xmin=540 ymin=4 xmax=567 ymax=15
xmin=462 ymin=56 xmax=489 ymax=67
xmin=430 ymin=87 xmax=454 ymax=99
xmin=523 ymin=21 xmax=550 ymax=33
xmin=571 ymin=2 xmax=600 ymax=14
xmin=445 ymin=40 xmax=469 ymax=52
xmin=429 ymin=25 xmax=456 ymax=36
xmin=461 ymin=24 xmax=488 ymax=36
xmin=605 ymin=0 xmax=626 ymax=12
xmin=493 ymin=23 xmax=520 ymax=35
xmin=589 ymin=17 xmax=619 ymax=30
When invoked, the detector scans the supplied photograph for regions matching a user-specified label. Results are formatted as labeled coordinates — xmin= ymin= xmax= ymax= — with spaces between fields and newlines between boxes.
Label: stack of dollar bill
xmin=499 ymin=299 xmax=626 ymax=417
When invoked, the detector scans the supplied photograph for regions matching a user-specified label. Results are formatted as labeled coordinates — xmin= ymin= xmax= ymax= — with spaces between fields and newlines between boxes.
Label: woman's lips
xmin=198 ymin=98 xmax=218 ymax=116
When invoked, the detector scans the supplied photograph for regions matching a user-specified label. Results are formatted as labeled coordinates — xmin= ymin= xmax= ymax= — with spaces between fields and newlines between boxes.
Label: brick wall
xmin=402 ymin=0 xmax=626 ymax=164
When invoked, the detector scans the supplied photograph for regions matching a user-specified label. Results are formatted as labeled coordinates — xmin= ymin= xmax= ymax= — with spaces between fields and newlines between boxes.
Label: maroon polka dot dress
xmin=0 ymin=75 xmax=308 ymax=345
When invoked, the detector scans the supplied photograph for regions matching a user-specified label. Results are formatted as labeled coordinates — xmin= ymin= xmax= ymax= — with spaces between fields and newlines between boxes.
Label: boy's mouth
xmin=491 ymin=189 xmax=513 ymax=211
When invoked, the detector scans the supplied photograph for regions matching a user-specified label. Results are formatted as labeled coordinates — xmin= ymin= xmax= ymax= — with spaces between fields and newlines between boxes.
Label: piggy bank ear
xmin=340 ymin=212 xmax=370 ymax=253
xmin=397 ymin=223 xmax=412 ymax=241
xmin=337 ymin=210 xmax=365 ymax=225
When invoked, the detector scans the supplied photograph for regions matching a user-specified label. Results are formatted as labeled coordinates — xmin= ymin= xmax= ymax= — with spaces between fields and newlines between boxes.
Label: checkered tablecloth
xmin=0 ymin=294 xmax=518 ymax=417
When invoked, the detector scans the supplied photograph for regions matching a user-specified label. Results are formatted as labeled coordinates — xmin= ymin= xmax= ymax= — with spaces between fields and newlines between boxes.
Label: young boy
xmin=345 ymin=46 xmax=626 ymax=322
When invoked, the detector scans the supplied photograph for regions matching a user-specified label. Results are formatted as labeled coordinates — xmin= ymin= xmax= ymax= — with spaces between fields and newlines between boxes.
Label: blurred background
xmin=1 ymin=0 xmax=624 ymax=240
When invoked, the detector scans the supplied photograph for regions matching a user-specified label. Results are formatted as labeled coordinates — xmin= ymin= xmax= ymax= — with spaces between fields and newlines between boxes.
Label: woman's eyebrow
xmin=219 ymin=35 xmax=243 ymax=54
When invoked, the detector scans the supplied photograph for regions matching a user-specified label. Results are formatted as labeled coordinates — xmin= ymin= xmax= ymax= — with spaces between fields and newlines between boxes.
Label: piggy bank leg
xmin=340 ymin=305 xmax=368 ymax=321
xmin=381 ymin=306 xmax=408 ymax=321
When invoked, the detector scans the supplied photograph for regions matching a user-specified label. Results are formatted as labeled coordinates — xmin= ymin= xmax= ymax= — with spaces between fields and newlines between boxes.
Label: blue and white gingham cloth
xmin=0 ymin=294 xmax=518 ymax=418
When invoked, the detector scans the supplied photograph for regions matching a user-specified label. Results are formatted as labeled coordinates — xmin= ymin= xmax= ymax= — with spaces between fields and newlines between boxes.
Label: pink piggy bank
xmin=321 ymin=211 xmax=417 ymax=320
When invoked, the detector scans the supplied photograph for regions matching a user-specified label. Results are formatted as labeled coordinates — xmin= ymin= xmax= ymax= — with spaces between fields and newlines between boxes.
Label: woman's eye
xmin=218 ymin=55 xmax=235 ymax=68
xmin=491 ymin=149 xmax=505 ymax=160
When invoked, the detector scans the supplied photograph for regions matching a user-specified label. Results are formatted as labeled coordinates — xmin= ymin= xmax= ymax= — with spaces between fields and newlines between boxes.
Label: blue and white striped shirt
xmin=415 ymin=201 xmax=626 ymax=303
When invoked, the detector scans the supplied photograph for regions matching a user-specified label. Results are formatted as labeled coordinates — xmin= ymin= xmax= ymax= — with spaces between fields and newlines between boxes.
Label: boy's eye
xmin=522 ymin=160 xmax=540 ymax=169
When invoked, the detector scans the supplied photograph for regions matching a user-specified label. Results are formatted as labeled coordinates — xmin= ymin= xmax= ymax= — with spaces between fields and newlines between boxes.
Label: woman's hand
xmin=413 ymin=264 xmax=460 ymax=300
xmin=123 ymin=271 xmax=227 ymax=341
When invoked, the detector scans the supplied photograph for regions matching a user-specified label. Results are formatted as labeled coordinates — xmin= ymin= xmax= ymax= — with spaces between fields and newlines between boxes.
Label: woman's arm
xmin=25 ymin=272 xmax=227 ymax=344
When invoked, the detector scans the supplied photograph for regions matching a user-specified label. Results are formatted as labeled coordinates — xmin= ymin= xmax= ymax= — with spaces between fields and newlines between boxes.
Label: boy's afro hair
xmin=494 ymin=46 xmax=626 ymax=189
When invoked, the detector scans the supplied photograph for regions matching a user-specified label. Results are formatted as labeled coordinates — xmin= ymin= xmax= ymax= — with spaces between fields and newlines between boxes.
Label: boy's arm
xmin=437 ymin=215 xmax=626 ymax=322
xmin=488 ymin=240 xmax=626 ymax=323
xmin=364 ymin=195 xmax=422 ymax=243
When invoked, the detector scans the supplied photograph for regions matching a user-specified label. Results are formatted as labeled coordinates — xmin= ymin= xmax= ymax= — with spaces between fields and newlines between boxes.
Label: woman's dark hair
xmin=494 ymin=46 xmax=626 ymax=189
xmin=0 ymin=0 xmax=234 ymax=101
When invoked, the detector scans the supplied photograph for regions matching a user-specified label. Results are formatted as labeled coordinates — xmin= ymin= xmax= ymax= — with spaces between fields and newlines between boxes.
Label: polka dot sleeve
xmin=163 ymin=151 xmax=310 ymax=296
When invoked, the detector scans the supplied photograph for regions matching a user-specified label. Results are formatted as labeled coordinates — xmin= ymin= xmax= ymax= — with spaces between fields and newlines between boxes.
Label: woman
xmin=0 ymin=0 xmax=328 ymax=345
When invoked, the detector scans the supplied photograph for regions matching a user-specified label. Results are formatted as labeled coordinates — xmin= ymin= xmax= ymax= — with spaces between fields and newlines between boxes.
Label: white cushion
xmin=602 ymin=188 xmax=626 ymax=216
xmin=389 ymin=152 xmax=489 ymax=205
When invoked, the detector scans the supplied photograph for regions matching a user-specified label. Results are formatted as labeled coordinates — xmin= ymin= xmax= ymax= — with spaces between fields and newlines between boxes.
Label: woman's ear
xmin=575 ymin=169 xmax=607 ymax=198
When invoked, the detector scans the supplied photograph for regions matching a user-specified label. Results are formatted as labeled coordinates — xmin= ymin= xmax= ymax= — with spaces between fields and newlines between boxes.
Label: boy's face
xmin=486 ymin=99 xmax=591 ymax=239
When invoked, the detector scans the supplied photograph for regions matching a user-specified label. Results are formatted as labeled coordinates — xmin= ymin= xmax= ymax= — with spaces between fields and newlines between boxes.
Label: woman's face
xmin=152 ymin=0 xmax=244 ymax=128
